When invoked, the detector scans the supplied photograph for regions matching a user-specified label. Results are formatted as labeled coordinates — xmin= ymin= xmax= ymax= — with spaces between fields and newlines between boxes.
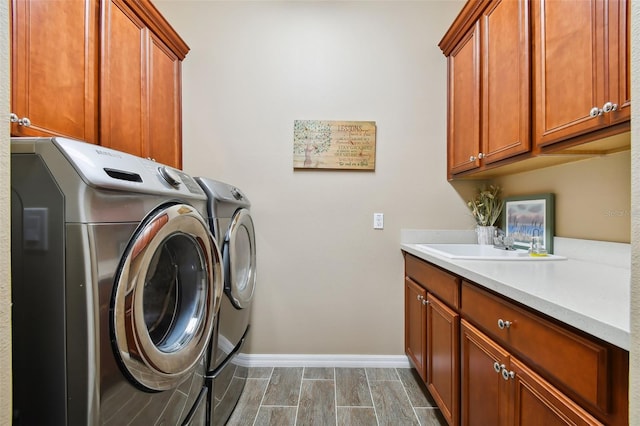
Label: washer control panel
xmin=45 ymin=137 xmax=206 ymax=197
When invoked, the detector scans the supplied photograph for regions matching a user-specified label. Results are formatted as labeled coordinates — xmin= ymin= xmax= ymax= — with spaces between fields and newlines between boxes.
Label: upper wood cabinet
xmin=445 ymin=22 xmax=481 ymax=176
xmin=481 ymin=0 xmax=530 ymax=164
xmin=101 ymin=0 xmax=186 ymax=169
xmin=441 ymin=0 xmax=530 ymax=179
xmin=533 ymin=0 xmax=630 ymax=148
xmin=11 ymin=0 xmax=99 ymax=142
xmin=148 ymin=33 xmax=183 ymax=168
xmin=440 ymin=0 xmax=630 ymax=179
xmin=10 ymin=0 xmax=188 ymax=169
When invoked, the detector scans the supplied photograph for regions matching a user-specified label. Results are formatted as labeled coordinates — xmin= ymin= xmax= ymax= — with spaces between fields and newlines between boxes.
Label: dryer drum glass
xmin=234 ymin=226 xmax=252 ymax=292
xmin=143 ymin=233 xmax=207 ymax=352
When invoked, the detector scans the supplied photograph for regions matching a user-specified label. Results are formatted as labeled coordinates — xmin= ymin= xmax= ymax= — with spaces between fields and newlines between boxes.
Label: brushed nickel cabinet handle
xmin=603 ymin=102 xmax=618 ymax=113
xmin=501 ymin=367 xmax=515 ymax=381
xmin=497 ymin=319 xmax=512 ymax=329
xmin=589 ymin=106 xmax=603 ymax=117
xmin=10 ymin=113 xmax=31 ymax=127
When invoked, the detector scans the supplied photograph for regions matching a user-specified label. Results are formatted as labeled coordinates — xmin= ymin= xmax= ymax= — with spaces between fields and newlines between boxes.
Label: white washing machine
xmin=194 ymin=178 xmax=256 ymax=426
xmin=11 ymin=137 xmax=224 ymax=425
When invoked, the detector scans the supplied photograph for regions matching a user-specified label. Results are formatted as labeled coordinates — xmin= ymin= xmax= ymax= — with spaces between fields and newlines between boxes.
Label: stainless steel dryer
xmin=11 ymin=137 xmax=224 ymax=425
xmin=194 ymin=178 xmax=256 ymax=426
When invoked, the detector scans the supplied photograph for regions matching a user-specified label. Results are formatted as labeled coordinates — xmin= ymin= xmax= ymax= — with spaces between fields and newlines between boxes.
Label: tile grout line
xmin=251 ymin=367 xmax=274 ymax=426
xmin=396 ymin=368 xmax=422 ymax=425
xmin=334 ymin=367 xmax=338 ymax=426
xmin=364 ymin=368 xmax=381 ymax=426
xmin=245 ymin=367 xmax=445 ymax=426
xmin=294 ymin=367 xmax=304 ymax=426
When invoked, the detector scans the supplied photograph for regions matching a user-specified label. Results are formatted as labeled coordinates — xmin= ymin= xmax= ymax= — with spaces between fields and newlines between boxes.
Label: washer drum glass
xmin=112 ymin=204 xmax=223 ymax=391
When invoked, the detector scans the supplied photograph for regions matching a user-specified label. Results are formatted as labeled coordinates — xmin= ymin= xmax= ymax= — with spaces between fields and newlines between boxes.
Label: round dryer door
xmin=224 ymin=208 xmax=256 ymax=309
xmin=112 ymin=203 xmax=223 ymax=391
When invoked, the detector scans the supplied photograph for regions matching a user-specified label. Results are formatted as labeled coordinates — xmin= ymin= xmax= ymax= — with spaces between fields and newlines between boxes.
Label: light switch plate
xmin=373 ymin=212 xmax=384 ymax=229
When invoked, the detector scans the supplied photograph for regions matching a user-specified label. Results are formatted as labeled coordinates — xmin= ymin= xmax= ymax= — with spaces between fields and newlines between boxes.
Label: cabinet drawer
xmin=405 ymin=254 xmax=460 ymax=309
xmin=461 ymin=281 xmax=609 ymax=413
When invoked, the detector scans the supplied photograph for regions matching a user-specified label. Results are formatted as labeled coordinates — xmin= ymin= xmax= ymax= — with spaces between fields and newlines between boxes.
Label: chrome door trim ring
xmin=112 ymin=203 xmax=223 ymax=391
xmin=223 ymin=208 xmax=256 ymax=309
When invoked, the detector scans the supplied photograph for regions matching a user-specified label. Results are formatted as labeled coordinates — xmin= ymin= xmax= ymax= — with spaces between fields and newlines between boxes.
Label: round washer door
xmin=224 ymin=208 xmax=256 ymax=309
xmin=112 ymin=203 xmax=223 ymax=391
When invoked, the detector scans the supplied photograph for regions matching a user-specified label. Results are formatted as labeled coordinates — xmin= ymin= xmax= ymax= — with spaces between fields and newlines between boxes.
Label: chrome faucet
xmin=493 ymin=229 xmax=516 ymax=250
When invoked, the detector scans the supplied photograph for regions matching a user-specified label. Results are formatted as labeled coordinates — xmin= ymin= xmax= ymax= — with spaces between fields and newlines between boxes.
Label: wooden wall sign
xmin=293 ymin=120 xmax=376 ymax=170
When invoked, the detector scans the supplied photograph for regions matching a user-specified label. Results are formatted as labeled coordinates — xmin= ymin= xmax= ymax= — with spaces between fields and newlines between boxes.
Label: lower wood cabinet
xmin=426 ymin=294 xmax=460 ymax=426
xmin=404 ymin=255 xmax=461 ymax=426
xmin=403 ymin=252 xmax=629 ymax=426
xmin=405 ymin=277 xmax=427 ymax=380
xmin=460 ymin=319 xmax=510 ymax=425
xmin=461 ymin=320 xmax=603 ymax=426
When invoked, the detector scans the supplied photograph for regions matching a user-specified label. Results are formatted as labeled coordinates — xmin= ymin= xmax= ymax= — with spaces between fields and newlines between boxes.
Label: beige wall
xmin=1 ymin=0 xmax=11 ymax=421
xmin=156 ymin=0 xmax=634 ymax=357
xmin=494 ymin=151 xmax=631 ymax=243
xmin=156 ymin=0 xmax=473 ymax=354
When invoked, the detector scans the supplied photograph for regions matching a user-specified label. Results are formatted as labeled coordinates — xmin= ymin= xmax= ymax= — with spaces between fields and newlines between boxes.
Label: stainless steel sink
xmin=415 ymin=244 xmax=566 ymax=261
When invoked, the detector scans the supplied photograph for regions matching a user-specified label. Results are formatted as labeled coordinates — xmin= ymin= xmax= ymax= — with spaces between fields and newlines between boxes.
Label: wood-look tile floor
xmin=226 ymin=367 xmax=447 ymax=426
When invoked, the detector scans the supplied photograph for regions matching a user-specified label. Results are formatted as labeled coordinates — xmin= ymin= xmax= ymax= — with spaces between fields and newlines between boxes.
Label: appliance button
xmin=158 ymin=166 xmax=181 ymax=188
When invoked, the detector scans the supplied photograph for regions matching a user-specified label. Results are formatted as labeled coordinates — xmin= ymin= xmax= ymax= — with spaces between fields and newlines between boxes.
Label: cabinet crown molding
xmin=438 ymin=0 xmax=487 ymax=55
xmin=123 ymin=0 xmax=190 ymax=59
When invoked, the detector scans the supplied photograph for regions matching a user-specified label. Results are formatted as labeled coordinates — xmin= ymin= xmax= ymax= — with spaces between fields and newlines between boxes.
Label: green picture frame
xmin=502 ymin=193 xmax=555 ymax=254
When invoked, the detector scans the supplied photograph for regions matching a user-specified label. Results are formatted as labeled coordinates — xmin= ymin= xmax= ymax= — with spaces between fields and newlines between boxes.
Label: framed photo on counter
xmin=503 ymin=193 xmax=555 ymax=253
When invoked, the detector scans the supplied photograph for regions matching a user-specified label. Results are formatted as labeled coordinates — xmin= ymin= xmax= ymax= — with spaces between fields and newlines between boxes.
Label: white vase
xmin=476 ymin=226 xmax=496 ymax=245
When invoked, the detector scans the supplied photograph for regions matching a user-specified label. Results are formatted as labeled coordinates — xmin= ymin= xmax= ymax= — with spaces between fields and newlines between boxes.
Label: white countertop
xmin=401 ymin=230 xmax=630 ymax=350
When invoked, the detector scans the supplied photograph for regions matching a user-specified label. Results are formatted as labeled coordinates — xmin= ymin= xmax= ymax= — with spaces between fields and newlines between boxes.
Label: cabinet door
xmin=426 ymin=294 xmax=459 ymax=426
xmin=461 ymin=320 xmax=509 ymax=426
xmin=481 ymin=0 xmax=530 ymax=164
xmin=148 ymin=33 xmax=182 ymax=169
xmin=447 ymin=22 xmax=481 ymax=176
xmin=11 ymin=0 xmax=98 ymax=142
xmin=533 ymin=0 xmax=607 ymax=146
xmin=509 ymin=358 xmax=603 ymax=426
xmin=607 ymin=0 xmax=630 ymax=125
xmin=100 ymin=0 xmax=146 ymax=157
xmin=405 ymin=278 xmax=427 ymax=381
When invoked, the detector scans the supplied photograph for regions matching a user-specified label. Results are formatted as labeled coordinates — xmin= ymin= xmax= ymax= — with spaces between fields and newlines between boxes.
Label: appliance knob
xmin=158 ymin=166 xmax=181 ymax=187
xmin=231 ymin=187 xmax=243 ymax=200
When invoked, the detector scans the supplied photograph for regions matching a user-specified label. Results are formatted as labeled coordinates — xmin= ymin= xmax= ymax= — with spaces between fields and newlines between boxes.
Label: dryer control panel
xmin=13 ymin=137 xmax=206 ymax=199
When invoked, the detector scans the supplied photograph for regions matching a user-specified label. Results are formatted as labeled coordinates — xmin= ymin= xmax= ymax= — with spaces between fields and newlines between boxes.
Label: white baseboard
xmin=234 ymin=353 xmax=412 ymax=369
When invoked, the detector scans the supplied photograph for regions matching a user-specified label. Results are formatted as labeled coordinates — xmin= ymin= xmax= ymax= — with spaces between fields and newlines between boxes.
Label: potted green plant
xmin=467 ymin=185 xmax=503 ymax=244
